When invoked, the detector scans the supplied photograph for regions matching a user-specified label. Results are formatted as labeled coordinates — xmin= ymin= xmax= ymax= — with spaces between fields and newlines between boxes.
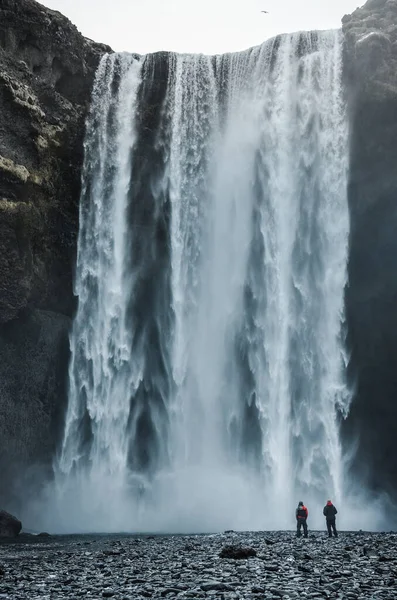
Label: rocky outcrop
xmin=219 ymin=545 xmax=257 ymax=559
xmin=0 ymin=0 xmax=110 ymax=320
xmin=0 ymin=0 xmax=110 ymax=506
xmin=343 ymin=0 xmax=397 ymax=494
xmin=0 ymin=510 xmax=21 ymax=537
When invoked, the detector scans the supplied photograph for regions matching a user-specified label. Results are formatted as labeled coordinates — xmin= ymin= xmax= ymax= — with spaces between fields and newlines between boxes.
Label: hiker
xmin=323 ymin=500 xmax=338 ymax=537
xmin=296 ymin=501 xmax=308 ymax=538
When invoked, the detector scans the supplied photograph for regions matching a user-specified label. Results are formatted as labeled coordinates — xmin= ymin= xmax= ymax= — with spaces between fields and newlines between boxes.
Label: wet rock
xmin=219 ymin=545 xmax=257 ymax=559
xmin=363 ymin=546 xmax=379 ymax=558
xmin=200 ymin=580 xmax=229 ymax=591
xmin=264 ymin=564 xmax=280 ymax=572
xmin=343 ymin=0 xmax=397 ymax=503
xmin=264 ymin=537 xmax=276 ymax=545
xmin=297 ymin=564 xmax=311 ymax=573
xmin=269 ymin=588 xmax=284 ymax=597
xmin=0 ymin=510 xmax=22 ymax=537
xmin=378 ymin=554 xmax=394 ymax=561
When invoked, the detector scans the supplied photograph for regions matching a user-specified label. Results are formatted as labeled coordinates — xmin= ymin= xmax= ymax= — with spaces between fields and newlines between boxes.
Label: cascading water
xmin=54 ymin=30 xmax=354 ymax=532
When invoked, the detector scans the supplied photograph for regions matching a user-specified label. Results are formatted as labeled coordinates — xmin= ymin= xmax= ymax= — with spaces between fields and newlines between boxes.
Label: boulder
xmin=355 ymin=30 xmax=392 ymax=70
xmin=219 ymin=545 xmax=257 ymax=559
xmin=0 ymin=509 xmax=22 ymax=537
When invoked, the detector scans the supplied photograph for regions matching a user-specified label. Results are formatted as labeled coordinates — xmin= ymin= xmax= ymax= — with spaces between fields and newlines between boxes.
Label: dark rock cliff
xmin=343 ymin=0 xmax=397 ymax=496
xmin=0 ymin=0 xmax=110 ymax=507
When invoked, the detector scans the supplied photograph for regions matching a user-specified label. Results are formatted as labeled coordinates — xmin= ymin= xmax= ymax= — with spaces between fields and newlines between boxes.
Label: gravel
xmin=1 ymin=530 xmax=396 ymax=599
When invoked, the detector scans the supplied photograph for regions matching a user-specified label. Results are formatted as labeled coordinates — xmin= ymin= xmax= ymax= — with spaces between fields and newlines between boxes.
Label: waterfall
xmin=55 ymin=31 xmax=352 ymax=532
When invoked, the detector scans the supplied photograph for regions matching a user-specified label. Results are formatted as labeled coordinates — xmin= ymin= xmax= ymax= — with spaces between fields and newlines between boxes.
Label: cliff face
xmin=0 ymin=0 xmax=110 ymax=507
xmin=343 ymin=0 xmax=397 ymax=494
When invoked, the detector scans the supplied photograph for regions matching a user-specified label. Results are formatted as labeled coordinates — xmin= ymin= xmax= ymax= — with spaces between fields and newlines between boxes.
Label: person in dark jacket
xmin=296 ymin=501 xmax=308 ymax=538
xmin=323 ymin=500 xmax=338 ymax=537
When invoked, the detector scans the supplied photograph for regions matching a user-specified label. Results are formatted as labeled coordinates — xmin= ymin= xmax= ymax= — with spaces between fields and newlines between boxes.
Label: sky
xmin=39 ymin=0 xmax=363 ymax=55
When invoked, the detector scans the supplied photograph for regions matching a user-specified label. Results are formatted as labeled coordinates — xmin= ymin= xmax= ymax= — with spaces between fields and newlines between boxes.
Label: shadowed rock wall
xmin=0 ymin=0 xmax=110 ymax=508
xmin=343 ymin=0 xmax=397 ymax=496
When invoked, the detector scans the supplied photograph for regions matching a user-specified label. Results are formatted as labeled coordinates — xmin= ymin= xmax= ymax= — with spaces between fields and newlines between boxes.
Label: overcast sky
xmin=39 ymin=0 xmax=363 ymax=55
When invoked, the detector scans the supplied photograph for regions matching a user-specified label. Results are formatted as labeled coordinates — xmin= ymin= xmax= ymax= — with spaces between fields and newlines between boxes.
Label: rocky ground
xmin=0 ymin=531 xmax=396 ymax=599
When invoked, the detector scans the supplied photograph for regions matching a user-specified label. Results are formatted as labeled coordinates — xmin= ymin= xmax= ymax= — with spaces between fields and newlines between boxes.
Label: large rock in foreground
xmin=0 ymin=510 xmax=22 ymax=537
xmin=0 ymin=0 xmax=110 ymax=321
xmin=219 ymin=545 xmax=257 ymax=559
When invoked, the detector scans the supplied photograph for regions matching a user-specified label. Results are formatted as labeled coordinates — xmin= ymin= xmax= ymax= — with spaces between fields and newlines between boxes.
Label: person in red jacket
xmin=296 ymin=501 xmax=308 ymax=538
xmin=323 ymin=500 xmax=338 ymax=537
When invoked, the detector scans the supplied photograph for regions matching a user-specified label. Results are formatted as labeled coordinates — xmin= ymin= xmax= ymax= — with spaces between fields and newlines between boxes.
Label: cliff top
xmin=0 ymin=0 xmax=111 ymax=105
xmin=343 ymin=0 xmax=397 ymax=51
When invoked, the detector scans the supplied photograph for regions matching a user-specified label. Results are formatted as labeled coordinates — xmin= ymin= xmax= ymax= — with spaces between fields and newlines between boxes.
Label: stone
xmin=0 ymin=155 xmax=30 ymax=182
xmin=0 ymin=510 xmax=22 ymax=537
xmin=363 ymin=546 xmax=378 ymax=557
xmin=200 ymin=581 xmax=230 ymax=591
xmin=269 ymin=588 xmax=284 ymax=597
xmin=219 ymin=545 xmax=257 ymax=559
xmin=297 ymin=565 xmax=311 ymax=573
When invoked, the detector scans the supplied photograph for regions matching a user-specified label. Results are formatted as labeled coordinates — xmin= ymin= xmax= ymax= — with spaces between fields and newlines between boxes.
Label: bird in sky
xmin=261 ymin=10 xmax=269 ymax=13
